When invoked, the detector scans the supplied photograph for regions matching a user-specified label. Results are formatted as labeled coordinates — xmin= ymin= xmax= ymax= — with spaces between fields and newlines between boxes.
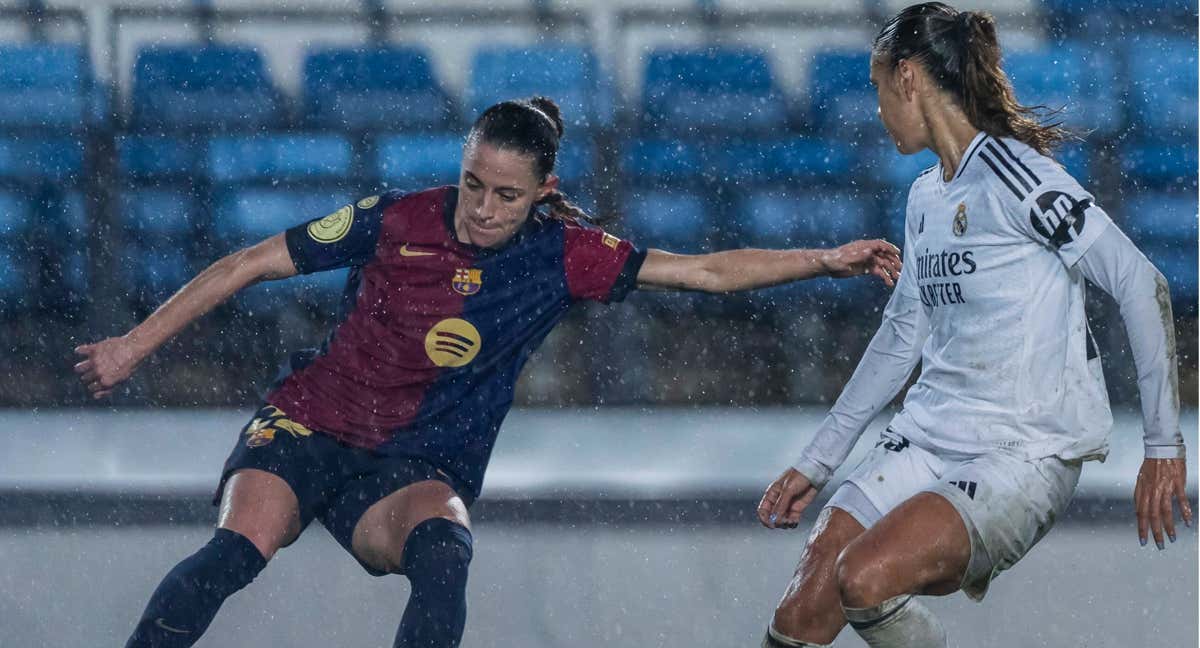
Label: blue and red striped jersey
xmin=266 ymin=186 xmax=645 ymax=497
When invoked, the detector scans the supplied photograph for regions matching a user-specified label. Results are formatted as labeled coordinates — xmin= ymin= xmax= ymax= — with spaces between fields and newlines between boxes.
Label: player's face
xmin=870 ymin=54 xmax=928 ymax=155
xmin=457 ymin=141 xmax=556 ymax=249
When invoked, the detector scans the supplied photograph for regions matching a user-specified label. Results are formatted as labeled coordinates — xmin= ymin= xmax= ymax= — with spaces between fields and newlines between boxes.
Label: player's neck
xmin=926 ymin=110 xmax=980 ymax=183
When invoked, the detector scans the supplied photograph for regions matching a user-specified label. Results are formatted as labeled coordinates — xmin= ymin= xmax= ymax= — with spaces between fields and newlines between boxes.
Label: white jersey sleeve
xmin=1077 ymin=226 xmax=1185 ymax=459
xmin=985 ymin=137 xmax=1112 ymax=267
xmin=792 ymin=186 xmax=930 ymax=489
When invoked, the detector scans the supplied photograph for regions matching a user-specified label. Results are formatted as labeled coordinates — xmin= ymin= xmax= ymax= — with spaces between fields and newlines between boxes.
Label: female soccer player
xmin=757 ymin=4 xmax=1191 ymax=647
xmin=75 ymin=96 xmax=900 ymax=648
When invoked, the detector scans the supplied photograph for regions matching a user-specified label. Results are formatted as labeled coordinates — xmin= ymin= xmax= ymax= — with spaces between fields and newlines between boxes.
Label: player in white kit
xmin=756 ymin=4 xmax=1192 ymax=647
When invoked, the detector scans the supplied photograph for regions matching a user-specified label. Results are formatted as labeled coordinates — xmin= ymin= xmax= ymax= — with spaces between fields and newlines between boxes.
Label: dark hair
xmin=873 ymin=2 xmax=1070 ymax=155
xmin=466 ymin=96 xmax=595 ymax=223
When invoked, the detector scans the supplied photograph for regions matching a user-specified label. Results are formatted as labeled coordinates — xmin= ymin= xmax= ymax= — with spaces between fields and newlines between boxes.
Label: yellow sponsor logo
xmin=424 ymin=318 xmax=482 ymax=367
xmin=356 ymin=195 xmax=380 ymax=210
xmin=243 ymin=405 xmax=313 ymax=448
xmin=452 ymin=268 xmax=483 ymax=295
xmin=601 ymin=233 xmax=620 ymax=250
xmin=307 ymin=205 xmax=354 ymax=243
xmin=400 ymin=243 xmax=437 ymax=257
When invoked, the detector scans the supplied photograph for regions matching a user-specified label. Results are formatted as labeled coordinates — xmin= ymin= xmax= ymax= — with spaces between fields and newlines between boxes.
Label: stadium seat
xmin=0 ymin=189 xmax=33 ymax=236
xmin=1004 ymin=44 xmax=1121 ymax=134
xmin=621 ymin=138 xmax=707 ymax=186
xmin=807 ymin=51 xmax=878 ymax=138
xmin=642 ymin=47 xmax=788 ymax=132
xmin=467 ymin=44 xmax=612 ymax=129
xmin=116 ymin=188 xmax=196 ymax=302
xmin=1119 ymin=191 xmax=1197 ymax=311
xmin=118 ymin=136 xmax=201 ymax=179
xmin=1126 ymin=35 xmax=1198 ymax=137
xmin=1053 ymin=142 xmax=1091 ymax=184
xmin=552 ymin=136 xmax=595 ymax=186
xmin=622 ymin=189 xmax=711 ymax=253
xmin=858 ymin=144 xmax=938 ymax=189
xmin=376 ymin=133 xmax=464 ymax=187
xmin=740 ymin=190 xmax=879 ymax=309
xmin=0 ymin=137 xmax=84 ymax=182
xmin=214 ymin=189 xmax=352 ymax=245
xmin=304 ymin=47 xmax=454 ymax=130
xmin=132 ymin=45 xmax=282 ymax=130
xmin=207 ymin=134 xmax=353 ymax=183
xmin=0 ymin=44 xmax=96 ymax=130
xmin=1121 ymin=140 xmax=1198 ymax=188
xmin=714 ymin=138 xmax=854 ymax=185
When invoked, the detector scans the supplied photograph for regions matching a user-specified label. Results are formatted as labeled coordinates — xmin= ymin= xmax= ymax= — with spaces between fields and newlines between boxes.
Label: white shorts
xmin=825 ymin=428 xmax=1082 ymax=601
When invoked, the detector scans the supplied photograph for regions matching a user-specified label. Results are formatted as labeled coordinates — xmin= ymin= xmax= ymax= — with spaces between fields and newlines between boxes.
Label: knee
xmin=399 ymin=517 xmax=473 ymax=581
xmin=835 ymin=545 xmax=889 ymax=609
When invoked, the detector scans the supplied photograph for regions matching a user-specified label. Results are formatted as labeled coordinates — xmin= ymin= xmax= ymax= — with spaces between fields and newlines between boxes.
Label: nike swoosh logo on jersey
xmin=154 ymin=618 xmax=190 ymax=634
xmin=399 ymin=244 xmax=436 ymax=257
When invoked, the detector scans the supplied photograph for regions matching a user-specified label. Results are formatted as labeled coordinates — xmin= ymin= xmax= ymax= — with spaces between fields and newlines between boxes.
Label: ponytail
xmin=874 ymin=2 xmax=1070 ymax=155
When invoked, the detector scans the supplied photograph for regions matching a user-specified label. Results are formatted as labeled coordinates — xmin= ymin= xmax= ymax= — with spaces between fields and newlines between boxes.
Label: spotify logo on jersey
xmin=425 ymin=318 xmax=482 ymax=367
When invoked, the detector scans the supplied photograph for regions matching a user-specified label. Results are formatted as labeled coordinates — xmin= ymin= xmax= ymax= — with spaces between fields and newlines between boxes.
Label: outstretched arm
xmin=635 ymin=239 xmax=902 ymax=293
xmin=73 ymin=234 xmax=297 ymax=399
xmin=1076 ymin=224 xmax=1192 ymax=547
xmin=759 ymin=262 xmax=928 ymax=529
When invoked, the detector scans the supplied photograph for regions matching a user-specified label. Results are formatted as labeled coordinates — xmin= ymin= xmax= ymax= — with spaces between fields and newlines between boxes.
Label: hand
xmin=73 ymin=336 xmax=144 ymax=399
xmin=757 ymin=468 xmax=819 ymax=529
xmin=1134 ymin=458 xmax=1192 ymax=549
xmin=822 ymin=239 xmax=903 ymax=287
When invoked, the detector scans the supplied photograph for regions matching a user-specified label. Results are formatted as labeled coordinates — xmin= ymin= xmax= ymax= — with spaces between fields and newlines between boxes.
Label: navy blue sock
xmin=394 ymin=518 xmax=474 ymax=648
xmin=126 ymin=528 xmax=268 ymax=648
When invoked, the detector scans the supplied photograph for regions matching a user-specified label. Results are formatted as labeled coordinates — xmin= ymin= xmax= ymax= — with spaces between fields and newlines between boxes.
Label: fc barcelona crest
xmin=452 ymin=268 xmax=483 ymax=296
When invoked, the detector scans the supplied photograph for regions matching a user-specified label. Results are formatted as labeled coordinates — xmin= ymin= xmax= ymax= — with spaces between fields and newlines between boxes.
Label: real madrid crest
xmin=452 ymin=268 xmax=483 ymax=296
xmin=952 ymin=202 xmax=968 ymax=237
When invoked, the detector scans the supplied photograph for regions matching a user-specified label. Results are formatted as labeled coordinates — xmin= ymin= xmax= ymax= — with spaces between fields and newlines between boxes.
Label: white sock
xmin=842 ymin=595 xmax=947 ymax=648
xmin=761 ymin=624 xmax=832 ymax=648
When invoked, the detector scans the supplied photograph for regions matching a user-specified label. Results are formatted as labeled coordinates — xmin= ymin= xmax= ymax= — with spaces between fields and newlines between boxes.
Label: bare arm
xmin=74 ymin=234 xmax=298 ymax=398
xmin=635 ymin=239 xmax=902 ymax=293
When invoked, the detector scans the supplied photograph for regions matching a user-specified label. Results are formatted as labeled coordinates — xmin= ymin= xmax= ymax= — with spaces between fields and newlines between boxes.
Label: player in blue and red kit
xmin=75 ymin=96 xmax=902 ymax=648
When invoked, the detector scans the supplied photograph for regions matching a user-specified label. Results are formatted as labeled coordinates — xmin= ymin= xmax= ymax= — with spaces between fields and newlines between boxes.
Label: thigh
xmin=348 ymin=479 xmax=471 ymax=575
xmin=319 ymin=455 xmax=472 ymax=576
xmin=772 ymin=506 xmax=866 ymax=644
xmin=213 ymin=404 xmax=341 ymax=557
xmin=838 ymin=490 xmax=972 ymax=606
xmin=926 ymin=453 xmax=1082 ymax=600
xmin=218 ymin=469 xmax=303 ymax=559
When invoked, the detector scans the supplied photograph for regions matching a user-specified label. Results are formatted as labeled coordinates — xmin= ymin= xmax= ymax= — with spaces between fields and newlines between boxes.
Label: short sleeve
xmin=991 ymin=141 xmax=1113 ymax=267
xmin=284 ymin=190 xmax=403 ymax=274
xmin=562 ymin=222 xmax=646 ymax=303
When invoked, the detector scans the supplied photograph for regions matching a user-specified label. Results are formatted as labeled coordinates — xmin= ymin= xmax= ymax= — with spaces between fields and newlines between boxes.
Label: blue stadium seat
xmin=714 ymin=138 xmax=853 ymax=185
xmin=859 ymin=145 xmax=938 ymax=189
xmin=467 ymin=45 xmax=612 ymax=129
xmin=1005 ymin=45 xmax=1120 ymax=135
xmin=1053 ymin=143 xmax=1091 ymax=185
xmin=214 ymin=189 xmax=353 ymax=246
xmin=741 ymin=190 xmax=879 ymax=309
xmin=304 ymin=48 xmax=454 ymax=130
xmin=133 ymin=46 xmax=282 ymax=130
xmin=1127 ymin=35 xmax=1197 ymax=136
xmin=622 ymin=189 xmax=711 ymax=253
xmin=1121 ymin=141 xmax=1198 ymax=187
xmin=1121 ymin=191 xmax=1196 ymax=244
xmin=0 ymin=246 xmax=25 ymax=306
xmin=621 ymin=139 xmax=707 ymax=186
xmin=807 ymin=51 xmax=878 ymax=138
xmin=0 ymin=137 xmax=84 ymax=181
xmin=0 ymin=44 xmax=95 ymax=129
xmin=553 ymin=137 xmax=595 ymax=186
xmin=118 ymin=189 xmax=195 ymax=238
xmin=118 ymin=136 xmax=200 ymax=179
xmin=376 ymin=133 xmax=463 ymax=186
xmin=207 ymin=134 xmax=352 ymax=183
xmin=643 ymin=48 xmax=788 ymax=132
xmin=117 ymin=189 xmax=195 ymax=302
xmin=0 ymin=190 xmax=34 ymax=236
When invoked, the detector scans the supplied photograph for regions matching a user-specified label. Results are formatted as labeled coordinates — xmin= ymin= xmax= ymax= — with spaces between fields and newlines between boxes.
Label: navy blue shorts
xmin=214 ymin=404 xmax=474 ymax=576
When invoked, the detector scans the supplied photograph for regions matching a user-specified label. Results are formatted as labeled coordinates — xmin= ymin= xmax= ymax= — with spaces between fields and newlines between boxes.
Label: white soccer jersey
xmin=793 ymin=131 xmax=1184 ymax=489
xmin=890 ymin=132 xmax=1113 ymax=460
